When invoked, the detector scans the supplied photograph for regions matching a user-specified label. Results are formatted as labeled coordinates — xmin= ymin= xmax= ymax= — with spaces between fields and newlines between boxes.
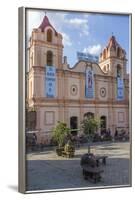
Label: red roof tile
xmin=38 ymin=15 xmax=58 ymax=35
xmin=107 ymin=35 xmax=122 ymax=50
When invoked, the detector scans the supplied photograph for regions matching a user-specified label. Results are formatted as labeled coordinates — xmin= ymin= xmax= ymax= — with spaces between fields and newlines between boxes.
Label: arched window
xmin=47 ymin=29 xmax=52 ymax=42
xmin=103 ymin=49 xmax=106 ymax=59
xmin=100 ymin=116 xmax=107 ymax=131
xmin=70 ymin=116 xmax=78 ymax=135
xmin=47 ymin=51 xmax=53 ymax=66
xmin=117 ymin=64 xmax=122 ymax=78
xmin=107 ymin=64 xmax=109 ymax=71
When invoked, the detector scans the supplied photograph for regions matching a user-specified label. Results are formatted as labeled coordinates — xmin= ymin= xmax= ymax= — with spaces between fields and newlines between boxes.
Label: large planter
xmin=80 ymin=153 xmax=97 ymax=168
xmin=64 ymin=142 xmax=75 ymax=158
xmin=56 ymin=147 xmax=64 ymax=156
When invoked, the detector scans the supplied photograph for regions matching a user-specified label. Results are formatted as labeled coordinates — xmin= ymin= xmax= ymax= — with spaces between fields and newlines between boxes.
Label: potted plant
xmin=81 ymin=117 xmax=100 ymax=154
xmin=64 ymin=140 xmax=75 ymax=158
xmin=52 ymin=121 xmax=70 ymax=156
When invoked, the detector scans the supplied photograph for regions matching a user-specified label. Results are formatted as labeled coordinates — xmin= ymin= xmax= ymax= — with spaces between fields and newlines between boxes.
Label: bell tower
xmin=28 ymin=15 xmax=64 ymax=102
xmin=28 ymin=15 xmax=63 ymax=70
xmin=99 ymin=35 xmax=127 ymax=79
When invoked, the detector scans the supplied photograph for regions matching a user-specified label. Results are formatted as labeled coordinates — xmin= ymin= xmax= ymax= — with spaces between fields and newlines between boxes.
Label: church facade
xmin=27 ymin=15 xmax=129 ymax=144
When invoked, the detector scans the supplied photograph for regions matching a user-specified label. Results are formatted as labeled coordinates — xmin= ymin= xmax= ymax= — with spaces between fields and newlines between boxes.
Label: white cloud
xmin=83 ymin=14 xmax=89 ymax=18
xmin=46 ymin=14 xmax=90 ymax=42
xmin=48 ymin=14 xmax=90 ymax=36
xmin=61 ymin=32 xmax=72 ymax=46
xmin=83 ymin=44 xmax=102 ymax=55
xmin=67 ymin=18 xmax=89 ymax=36
xmin=81 ymin=23 xmax=89 ymax=35
xmin=27 ymin=11 xmax=67 ymax=37
xmin=49 ymin=15 xmax=90 ymax=36
xmin=68 ymin=18 xmax=87 ymax=26
xmin=27 ymin=10 xmax=44 ymax=36
xmin=27 ymin=11 xmax=90 ymax=46
xmin=47 ymin=12 xmax=68 ymax=32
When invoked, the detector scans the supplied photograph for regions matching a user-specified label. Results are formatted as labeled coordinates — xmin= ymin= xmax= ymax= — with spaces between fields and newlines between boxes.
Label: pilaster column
xmin=94 ymin=75 xmax=99 ymax=118
xmin=79 ymin=73 xmax=85 ymax=122
xmin=64 ymin=103 xmax=69 ymax=126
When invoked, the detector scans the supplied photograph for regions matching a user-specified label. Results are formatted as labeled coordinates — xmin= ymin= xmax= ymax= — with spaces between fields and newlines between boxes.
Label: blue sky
xmin=27 ymin=10 xmax=130 ymax=72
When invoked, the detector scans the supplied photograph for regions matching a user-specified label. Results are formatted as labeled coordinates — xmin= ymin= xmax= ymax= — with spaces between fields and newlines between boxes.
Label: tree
xmin=52 ymin=121 xmax=70 ymax=148
xmin=81 ymin=117 xmax=100 ymax=154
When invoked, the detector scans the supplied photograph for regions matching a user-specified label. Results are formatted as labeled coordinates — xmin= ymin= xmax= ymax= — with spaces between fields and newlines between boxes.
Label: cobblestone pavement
xmin=26 ymin=142 xmax=131 ymax=191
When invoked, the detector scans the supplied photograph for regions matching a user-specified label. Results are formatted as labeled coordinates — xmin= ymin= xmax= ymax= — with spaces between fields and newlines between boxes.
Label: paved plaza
xmin=26 ymin=142 xmax=131 ymax=191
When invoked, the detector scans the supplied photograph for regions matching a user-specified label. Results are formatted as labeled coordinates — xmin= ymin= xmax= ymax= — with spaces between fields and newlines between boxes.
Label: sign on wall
xmin=77 ymin=52 xmax=99 ymax=63
xmin=45 ymin=66 xmax=56 ymax=97
xmin=117 ymin=78 xmax=124 ymax=100
xmin=85 ymin=67 xmax=94 ymax=98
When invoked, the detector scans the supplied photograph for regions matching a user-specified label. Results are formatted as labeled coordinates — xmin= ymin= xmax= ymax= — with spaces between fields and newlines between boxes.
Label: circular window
xmin=100 ymin=87 xmax=106 ymax=97
xmin=70 ymin=85 xmax=78 ymax=96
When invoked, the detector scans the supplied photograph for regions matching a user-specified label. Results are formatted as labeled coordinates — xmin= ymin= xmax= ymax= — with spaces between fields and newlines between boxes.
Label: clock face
xmin=100 ymin=87 xmax=106 ymax=97
xmin=70 ymin=85 xmax=78 ymax=96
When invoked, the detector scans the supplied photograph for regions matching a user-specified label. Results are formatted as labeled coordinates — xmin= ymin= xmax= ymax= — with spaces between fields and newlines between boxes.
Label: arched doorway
xmin=70 ymin=116 xmax=78 ymax=135
xmin=100 ymin=116 xmax=107 ymax=134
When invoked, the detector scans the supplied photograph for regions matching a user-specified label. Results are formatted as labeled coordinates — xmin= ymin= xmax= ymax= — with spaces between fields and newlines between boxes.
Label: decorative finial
xmin=45 ymin=11 xmax=47 ymax=16
xmin=112 ymin=32 xmax=114 ymax=36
